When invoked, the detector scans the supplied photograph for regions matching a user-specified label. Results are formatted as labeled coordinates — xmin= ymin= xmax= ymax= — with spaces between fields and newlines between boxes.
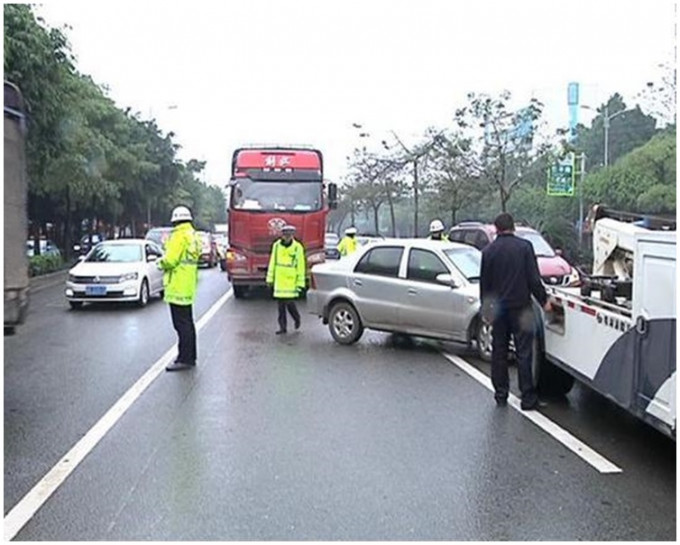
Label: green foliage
xmin=4 ymin=5 xmax=225 ymax=254
xmin=583 ymin=131 xmax=676 ymax=213
xmin=28 ymin=254 xmax=64 ymax=277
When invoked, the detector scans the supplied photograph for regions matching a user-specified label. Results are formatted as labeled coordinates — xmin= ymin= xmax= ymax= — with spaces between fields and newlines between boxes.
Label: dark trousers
xmin=491 ymin=305 xmax=538 ymax=406
xmin=277 ymin=299 xmax=300 ymax=331
xmin=170 ymin=303 xmax=196 ymax=364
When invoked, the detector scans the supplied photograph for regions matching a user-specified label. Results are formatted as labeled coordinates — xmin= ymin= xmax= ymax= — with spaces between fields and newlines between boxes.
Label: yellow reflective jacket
xmin=158 ymin=223 xmax=201 ymax=305
xmin=428 ymin=233 xmax=449 ymax=241
xmin=266 ymin=238 xmax=306 ymax=299
xmin=337 ymin=235 xmax=358 ymax=256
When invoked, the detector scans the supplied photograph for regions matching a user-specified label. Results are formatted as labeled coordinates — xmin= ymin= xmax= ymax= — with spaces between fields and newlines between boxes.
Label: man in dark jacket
xmin=480 ymin=212 xmax=552 ymax=410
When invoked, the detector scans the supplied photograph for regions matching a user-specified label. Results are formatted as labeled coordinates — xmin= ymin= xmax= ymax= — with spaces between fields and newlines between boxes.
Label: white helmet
xmin=345 ymin=227 xmax=357 ymax=235
xmin=171 ymin=205 xmax=193 ymax=223
xmin=429 ymin=219 xmax=444 ymax=233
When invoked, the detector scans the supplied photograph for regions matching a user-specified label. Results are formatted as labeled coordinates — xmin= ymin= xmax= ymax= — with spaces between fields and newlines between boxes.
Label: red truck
xmin=225 ymin=147 xmax=337 ymax=298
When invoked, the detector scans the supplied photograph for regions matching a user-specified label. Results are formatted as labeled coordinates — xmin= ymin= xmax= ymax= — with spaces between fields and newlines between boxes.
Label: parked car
xmin=356 ymin=233 xmax=385 ymax=247
xmin=324 ymin=232 xmax=340 ymax=259
xmin=197 ymin=231 xmax=218 ymax=267
xmin=64 ymin=239 xmax=164 ymax=309
xmin=449 ymin=222 xmax=580 ymax=286
xmin=26 ymin=239 xmax=61 ymax=258
xmin=73 ymin=233 xmax=106 ymax=256
xmin=144 ymin=226 xmax=173 ymax=250
xmin=307 ymin=238 xmax=492 ymax=358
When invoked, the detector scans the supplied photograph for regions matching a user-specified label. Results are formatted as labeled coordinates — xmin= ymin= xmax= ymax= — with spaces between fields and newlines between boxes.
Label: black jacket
xmin=480 ymin=232 xmax=547 ymax=313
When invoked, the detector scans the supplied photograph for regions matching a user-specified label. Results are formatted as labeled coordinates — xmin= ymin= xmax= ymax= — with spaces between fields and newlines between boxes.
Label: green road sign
xmin=547 ymin=154 xmax=575 ymax=196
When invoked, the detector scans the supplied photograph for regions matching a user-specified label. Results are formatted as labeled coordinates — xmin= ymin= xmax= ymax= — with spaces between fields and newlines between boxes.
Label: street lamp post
xmin=581 ymin=104 xmax=626 ymax=167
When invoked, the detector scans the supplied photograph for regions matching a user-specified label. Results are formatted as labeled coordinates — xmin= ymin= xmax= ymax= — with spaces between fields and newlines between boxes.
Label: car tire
xmin=530 ymin=315 xmax=575 ymax=396
xmin=219 ymin=259 xmax=227 ymax=271
xmin=476 ymin=319 xmax=493 ymax=362
xmin=328 ymin=301 xmax=364 ymax=345
xmin=137 ymin=279 xmax=149 ymax=307
xmin=69 ymin=301 xmax=83 ymax=310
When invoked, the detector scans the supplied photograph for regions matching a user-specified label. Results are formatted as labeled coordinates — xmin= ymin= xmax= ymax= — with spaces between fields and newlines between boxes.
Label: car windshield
xmin=442 ymin=247 xmax=482 ymax=281
xmin=230 ymin=178 xmax=322 ymax=212
xmin=517 ymin=231 xmax=555 ymax=257
xmin=86 ymin=243 xmax=142 ymax=263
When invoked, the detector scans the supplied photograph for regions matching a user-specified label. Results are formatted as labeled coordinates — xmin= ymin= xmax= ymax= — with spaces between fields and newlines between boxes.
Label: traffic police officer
xmin=428 ymin=219 xmax=448 ymax=241
xmin=266 ymin=224 xmax=306 ymax=334
xmin=337 ymin=226 xmax=358 ymax=256
xmin=158 ymin=205 xmax=202 ymax=371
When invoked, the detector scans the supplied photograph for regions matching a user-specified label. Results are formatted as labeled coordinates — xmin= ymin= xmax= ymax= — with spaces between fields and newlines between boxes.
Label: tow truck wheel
xmin=233 ymin=285 xmax=247 ymax=299
xmin=531 ymin=333 xmax=575 ymax=395
xmin=328 ymin=301 xmax=364 ymax=345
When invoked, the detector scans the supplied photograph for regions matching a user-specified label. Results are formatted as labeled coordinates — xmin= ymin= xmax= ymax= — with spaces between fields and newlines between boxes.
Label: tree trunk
xmin=387 ymin=188 xmax=396 ymax=236
xmin=413 ymin=160 xmax=419 ymax=237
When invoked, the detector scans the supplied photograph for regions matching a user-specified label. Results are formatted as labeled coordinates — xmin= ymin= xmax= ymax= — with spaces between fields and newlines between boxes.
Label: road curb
xmin=29 ymin=269 xmax=69 ymax=293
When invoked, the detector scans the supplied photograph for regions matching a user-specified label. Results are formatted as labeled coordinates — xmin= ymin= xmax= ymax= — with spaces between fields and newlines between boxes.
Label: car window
xmin=145 ymin=243 xmax=162 ymax=257
xmin=86 ymin=243 xmax=143 ymax=263
xmin=407 ymin=248 xmax=449 ymax=283
xmin=449 ymin=230 xmax=465 ymax=243
xmin=462 ymin=230 xmax=479 ymax=248
xmin=354 ymin=246 xmax=403 ymax=277
xmin=474 ymin=231 xmax=489 ymax=250
xmin=517 ymin=231 xmax=555 ymax=257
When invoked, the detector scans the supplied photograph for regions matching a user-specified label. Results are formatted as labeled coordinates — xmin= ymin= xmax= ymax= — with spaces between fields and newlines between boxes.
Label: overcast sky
xmin=36 ymin=0 xmax=675 ymax=187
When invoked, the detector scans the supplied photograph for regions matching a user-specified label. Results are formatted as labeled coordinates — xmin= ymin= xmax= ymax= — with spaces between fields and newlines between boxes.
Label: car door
xmin=145 ymin=242 xmax=163 ymax=294
xmin=350 ymin=245 xmax=404 ymax=328
xmin=399 ymin=248 xmax=470 ymax=341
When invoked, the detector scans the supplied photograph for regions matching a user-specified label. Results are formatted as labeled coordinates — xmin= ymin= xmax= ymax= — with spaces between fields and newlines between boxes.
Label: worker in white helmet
xmin=428 ymin=219 xmax=448 ymax=241
xmin=337 ymin=226 xmax=358 ymax=256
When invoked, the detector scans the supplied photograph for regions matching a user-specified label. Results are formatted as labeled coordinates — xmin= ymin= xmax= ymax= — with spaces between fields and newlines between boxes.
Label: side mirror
xmin=328 ymin=183 xmax=338 ymax=210
xmin=436 ymin=273 xmax=458 ymax=288
xmin=147 ymin=254 xmax=158 ymax=262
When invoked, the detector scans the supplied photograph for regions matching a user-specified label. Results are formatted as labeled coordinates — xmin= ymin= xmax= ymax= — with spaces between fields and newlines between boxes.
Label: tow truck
xmin=534 ymin=205 xmax=676 ymax=439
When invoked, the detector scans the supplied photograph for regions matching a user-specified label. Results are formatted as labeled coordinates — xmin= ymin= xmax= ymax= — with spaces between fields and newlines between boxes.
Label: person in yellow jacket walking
xmin=337 ymin=226 xmax=358 ymax=256
xmin=158 ymin=205 xmax=202 ymax=371
xmin=266 ymin=224 xmax=305 ymax=335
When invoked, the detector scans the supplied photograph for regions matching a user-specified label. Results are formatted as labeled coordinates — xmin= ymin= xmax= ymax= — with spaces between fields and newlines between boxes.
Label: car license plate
xmin=85 ymin=285 xmax=107 ymax=296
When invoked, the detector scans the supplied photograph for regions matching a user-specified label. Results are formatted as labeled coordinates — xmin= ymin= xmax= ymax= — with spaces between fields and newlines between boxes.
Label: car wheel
xmin=137 ymin=279 xmax=149 ymax=307
xmin=69 ymin=301 xmax=83 ymax=310
xmin=328 ymin=301 xmax=364 ymax=345
xmin=476 ymin=319 xmax=493 ymax=362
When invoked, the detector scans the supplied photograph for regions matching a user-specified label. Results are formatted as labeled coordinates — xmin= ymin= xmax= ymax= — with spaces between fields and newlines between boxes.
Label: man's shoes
xmin=521 ymin=400 xmax=547 ymax=411
xmin=495 ymin=397 xmax=508 ymax=407
xmin=275 ymin=329 xmax=287 ymax=335
xmin=294 ymin=319 xmax=301 ymax=330
xmin=166 ymin=361 xmax=195 ymax=372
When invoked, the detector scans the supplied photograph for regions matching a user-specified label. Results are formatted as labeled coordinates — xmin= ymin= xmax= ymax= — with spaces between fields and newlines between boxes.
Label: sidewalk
xmin=29 ymin=268 xmax=69 ymax=293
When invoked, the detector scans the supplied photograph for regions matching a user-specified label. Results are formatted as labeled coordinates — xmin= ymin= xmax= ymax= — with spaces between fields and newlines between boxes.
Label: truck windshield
xmin=231 ymin=178 xmax=322 ymax=212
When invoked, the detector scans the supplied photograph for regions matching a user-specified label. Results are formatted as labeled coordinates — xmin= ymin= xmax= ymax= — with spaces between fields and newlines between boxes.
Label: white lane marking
xmin=442 ymin=351 xmax=622 ymax=475
xmin=4 ymin=289 xmax=233 ymax=541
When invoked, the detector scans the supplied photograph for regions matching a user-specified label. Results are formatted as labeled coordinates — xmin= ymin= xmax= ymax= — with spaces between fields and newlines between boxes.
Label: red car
xmin=449 ymin=222 xmax=580 ymax=287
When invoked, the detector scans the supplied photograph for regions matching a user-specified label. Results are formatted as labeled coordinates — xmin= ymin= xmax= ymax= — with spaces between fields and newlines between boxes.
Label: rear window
xmin=354 ymin=246 xmax=403 ymax=277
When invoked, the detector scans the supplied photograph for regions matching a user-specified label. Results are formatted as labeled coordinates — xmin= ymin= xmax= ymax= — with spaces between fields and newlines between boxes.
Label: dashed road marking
xmin=4 ymin=289 xmax=233 ymax=541
xmin=441 ymin=351 xmax=623 ymax=475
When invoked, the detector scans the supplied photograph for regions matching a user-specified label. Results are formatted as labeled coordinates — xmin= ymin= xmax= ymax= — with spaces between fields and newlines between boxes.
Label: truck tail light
xmin=226 ymin=249 xmax=247 ymax=264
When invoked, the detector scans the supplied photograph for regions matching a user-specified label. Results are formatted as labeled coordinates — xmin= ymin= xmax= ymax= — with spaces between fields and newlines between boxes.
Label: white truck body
xmin=4 ymin=81 xmax=29 ymax=332
xmin=543 ymin=227 xmax=676 ymax=438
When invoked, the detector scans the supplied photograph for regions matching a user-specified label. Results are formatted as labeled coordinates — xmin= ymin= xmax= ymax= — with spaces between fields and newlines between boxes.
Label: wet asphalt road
xmin=4 ymin=268 xmax=676 ymax=540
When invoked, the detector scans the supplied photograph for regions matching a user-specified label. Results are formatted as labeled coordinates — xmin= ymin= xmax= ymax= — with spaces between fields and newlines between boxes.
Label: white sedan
xmin=65 ymin=239 xmax=165 ymax=309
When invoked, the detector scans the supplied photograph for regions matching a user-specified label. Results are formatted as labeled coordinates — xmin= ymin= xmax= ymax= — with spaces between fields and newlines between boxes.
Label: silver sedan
xmin=64 ymin=239 xmax=165 ymax=309
xmin=307 ymin=238 xmax=492 ymax=359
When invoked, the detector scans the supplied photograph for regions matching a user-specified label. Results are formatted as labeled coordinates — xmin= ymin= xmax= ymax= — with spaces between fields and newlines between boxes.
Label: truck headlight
xmin=307 ymin=252 xmax=325 ymax=266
